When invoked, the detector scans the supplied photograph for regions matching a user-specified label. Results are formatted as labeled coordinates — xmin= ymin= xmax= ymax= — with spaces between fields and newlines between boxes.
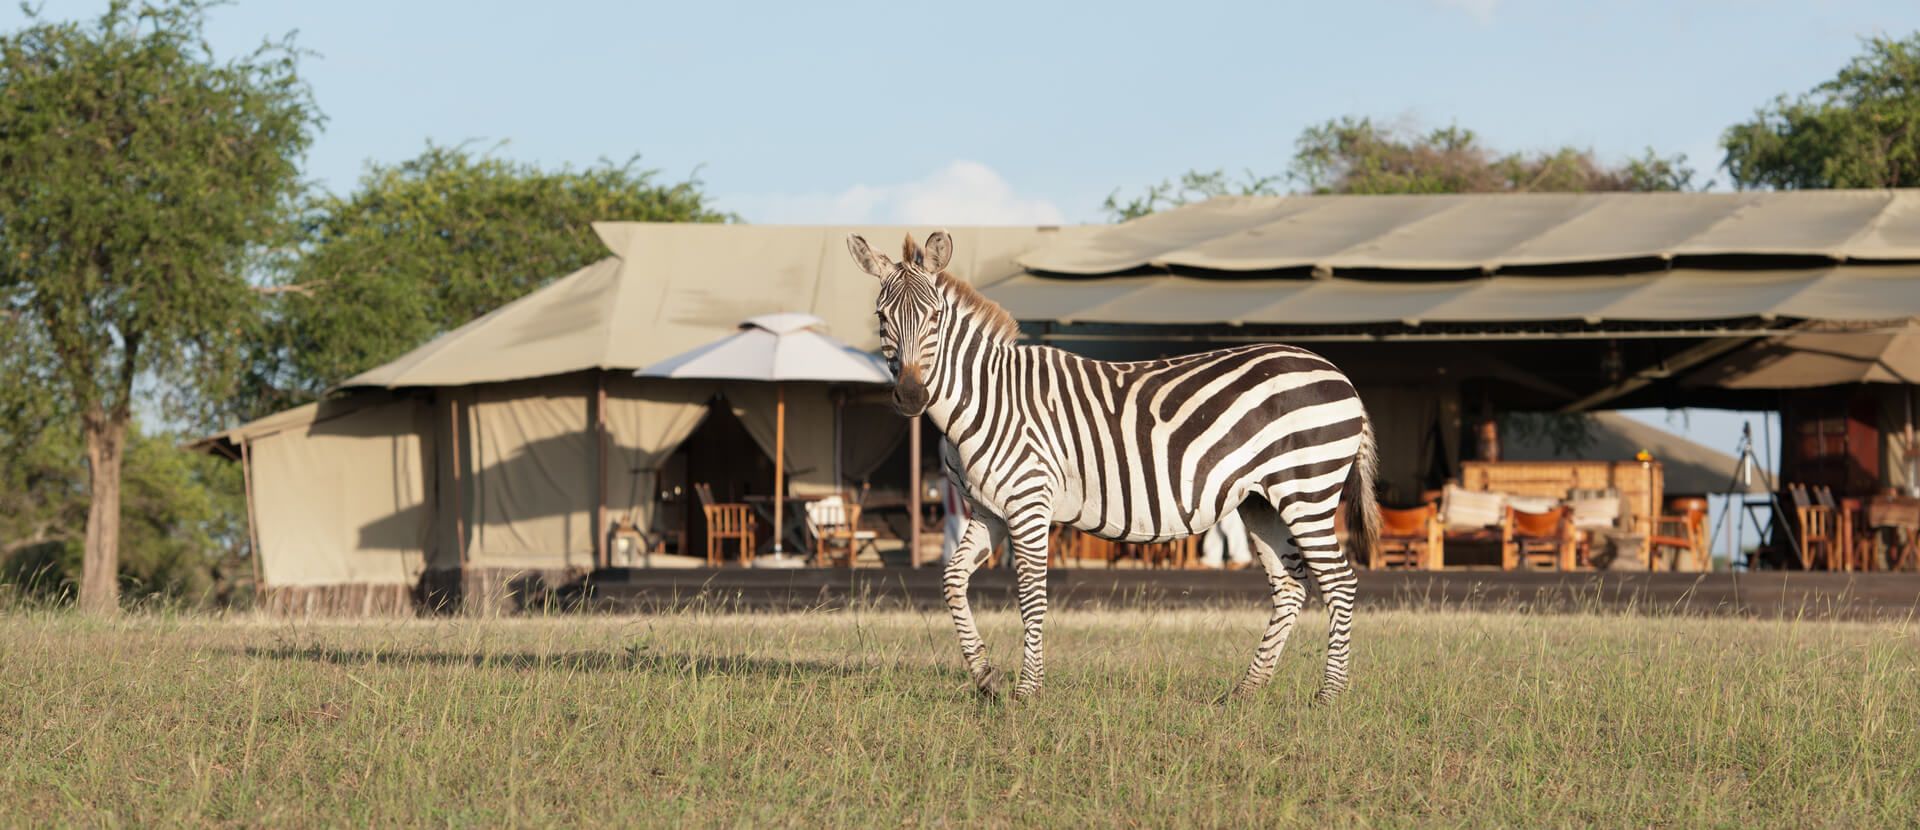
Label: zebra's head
xmin=846 ymin=230 xmax=953 ymax=417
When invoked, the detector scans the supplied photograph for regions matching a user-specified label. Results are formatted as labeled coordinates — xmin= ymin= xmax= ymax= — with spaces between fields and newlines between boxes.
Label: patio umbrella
xmin=636 ymin=312 xmax=891 ymax=557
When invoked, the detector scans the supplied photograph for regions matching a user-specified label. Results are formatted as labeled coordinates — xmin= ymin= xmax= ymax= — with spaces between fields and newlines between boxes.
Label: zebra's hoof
xmin=975 ymin=667 xmax=1004 ymax=700
xmin=1310 ymin=687 xmax=1346 ymax=707
xmin=1214 ymin=686 xmax=1252 ymax=706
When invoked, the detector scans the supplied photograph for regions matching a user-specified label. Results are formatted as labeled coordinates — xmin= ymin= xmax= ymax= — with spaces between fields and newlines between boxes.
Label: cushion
xmin=1442 ymin=485 xmax=1507 ymax=531
xmin=1507 ymin=494 xmax=1563 ymax=514
xmin=1567 ymin=489 xmax=1622 ymax=529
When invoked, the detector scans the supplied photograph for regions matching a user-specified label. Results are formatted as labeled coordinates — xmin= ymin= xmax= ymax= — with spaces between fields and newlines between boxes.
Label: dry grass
xmin=2 ymin=607 xmax=1916 ymax=827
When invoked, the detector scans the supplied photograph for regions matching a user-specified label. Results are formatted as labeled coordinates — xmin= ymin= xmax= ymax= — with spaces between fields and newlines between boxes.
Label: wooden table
xmin=1867 ymin=495 xmax=1920 ymax=571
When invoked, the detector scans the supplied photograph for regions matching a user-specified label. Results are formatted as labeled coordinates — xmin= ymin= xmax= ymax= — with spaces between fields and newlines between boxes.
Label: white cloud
xmin=1434 ymin=0 xmax=1499 ymax=23
xmin=728 ymin=161 xmax=1065 ymax=226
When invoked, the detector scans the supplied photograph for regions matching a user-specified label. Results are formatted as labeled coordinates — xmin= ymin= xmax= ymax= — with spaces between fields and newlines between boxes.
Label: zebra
xmin=847 ymin=230 xmax=1381 ymax=704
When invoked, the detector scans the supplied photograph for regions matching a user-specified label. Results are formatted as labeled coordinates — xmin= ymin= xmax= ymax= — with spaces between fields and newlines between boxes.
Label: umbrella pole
xmin=774 ymin=385 xmax=786 ymax=558
xmin=909 ymin=416 xmax=922 ymax=567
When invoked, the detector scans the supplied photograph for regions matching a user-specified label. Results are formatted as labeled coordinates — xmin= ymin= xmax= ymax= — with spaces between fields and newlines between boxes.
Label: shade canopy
xmin=634 ymin=313 xmax=891 ymax=384
xmin=1685 ymin=327 xmax=1920 ymax=389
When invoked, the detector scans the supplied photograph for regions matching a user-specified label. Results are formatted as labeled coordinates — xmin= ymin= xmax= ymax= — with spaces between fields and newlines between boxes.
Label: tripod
xmin=1710 ymin=423 xmax=1792 ymax=570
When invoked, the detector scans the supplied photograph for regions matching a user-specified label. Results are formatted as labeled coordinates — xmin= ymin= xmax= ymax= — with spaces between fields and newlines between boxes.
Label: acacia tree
xmin=1722 ymin=33 xmax=1920 ymax=189
xmin=0 ymin=2 xmax=317 ymax=613
xmin=1105 ymin=117 xmax=1692 ymax=220
xmin=228 ymin=145 xmax=728 ymax=419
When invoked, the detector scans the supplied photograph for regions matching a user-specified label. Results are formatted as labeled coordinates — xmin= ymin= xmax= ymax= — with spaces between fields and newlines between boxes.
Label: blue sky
xmin=10 ymin=0 xmax=1916 ymax=224
xmin=14 ymin=0 xmax=1891 ymax=494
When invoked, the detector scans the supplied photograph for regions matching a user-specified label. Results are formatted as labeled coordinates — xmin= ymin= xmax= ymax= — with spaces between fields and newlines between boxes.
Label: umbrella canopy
xmin=637 ymin=312 xmax=891 ymax=384
xmin=1687 ymin=328 xmax=1920 ymax=389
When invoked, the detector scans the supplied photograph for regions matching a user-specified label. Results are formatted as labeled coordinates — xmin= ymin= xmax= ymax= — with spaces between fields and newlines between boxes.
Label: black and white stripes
xmin=849 ymin=231 xmax=1381 ymax=704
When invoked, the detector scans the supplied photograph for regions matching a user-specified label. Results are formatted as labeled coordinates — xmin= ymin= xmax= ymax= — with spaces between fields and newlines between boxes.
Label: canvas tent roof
xmin=1016 ymin=191 xmax=1920 ymax=275
xmin=981 ymin=265 xmax=1920 ymax=327
xmin=983 ymin=192 xmax=1920 ymax=329
xmin=340 ymin=223 xmax=1089 ymax=389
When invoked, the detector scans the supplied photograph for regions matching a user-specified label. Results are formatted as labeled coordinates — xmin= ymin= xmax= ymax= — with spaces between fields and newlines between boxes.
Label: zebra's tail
xmin=1344 ymin=416 xmax=1382 ymax=567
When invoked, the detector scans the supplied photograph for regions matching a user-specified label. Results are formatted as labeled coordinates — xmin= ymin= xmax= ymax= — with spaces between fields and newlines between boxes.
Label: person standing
xmin=1200 ymin=507 xmax=1254 ymax=569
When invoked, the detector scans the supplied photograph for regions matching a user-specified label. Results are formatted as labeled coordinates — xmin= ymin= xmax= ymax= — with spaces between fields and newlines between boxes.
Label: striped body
xmin=849 ymin=231 xmax=1378 ymax=704
xmin=934 ymin=342 xmax=1368 ymax=547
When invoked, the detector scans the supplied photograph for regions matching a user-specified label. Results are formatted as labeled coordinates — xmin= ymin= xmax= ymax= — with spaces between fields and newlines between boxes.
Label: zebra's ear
xmin=921 ymin=231 xmax=953 ymax=273
xmin=901 ymin=233 xmax=925 ymax=269
xmin=847 ymin=234 xmax=895 ymax=279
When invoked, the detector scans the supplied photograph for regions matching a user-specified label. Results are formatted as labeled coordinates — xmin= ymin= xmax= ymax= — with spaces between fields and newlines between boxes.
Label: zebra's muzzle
xmin=892 ymin=376 xmax=930 ymax=417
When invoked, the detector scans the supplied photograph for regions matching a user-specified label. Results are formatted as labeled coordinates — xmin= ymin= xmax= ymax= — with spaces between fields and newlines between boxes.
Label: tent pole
xmin=909 ymin=416 xmax=922 ymax=567
xmin=774 ymin=385 xmax=786 ymax=557
xmin=594 ymin=373 xmax=608 ymax=570
xmin=239 ymin=438 xmax=263 ymax=592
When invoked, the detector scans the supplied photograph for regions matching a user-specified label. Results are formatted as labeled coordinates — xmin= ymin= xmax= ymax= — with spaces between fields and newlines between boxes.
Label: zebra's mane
xmin=935 ymin=272 xmax=1020 ymax=344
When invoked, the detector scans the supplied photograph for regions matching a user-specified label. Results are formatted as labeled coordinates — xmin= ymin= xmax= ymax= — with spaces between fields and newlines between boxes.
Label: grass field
xmin=3 ymin=607 xmax=1917 ymax=827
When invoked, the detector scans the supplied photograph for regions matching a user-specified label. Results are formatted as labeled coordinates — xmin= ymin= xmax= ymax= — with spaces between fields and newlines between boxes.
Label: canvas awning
xmin=341 ymin=224 xmax=1093 ymax=390
xmin=1016 ymin=191 xmax=1920 ymax=276
xmin=981 ymin=265 xmax=1920 ymax=328
xmin=1685 ymin=325 xmax=1920 ymax=389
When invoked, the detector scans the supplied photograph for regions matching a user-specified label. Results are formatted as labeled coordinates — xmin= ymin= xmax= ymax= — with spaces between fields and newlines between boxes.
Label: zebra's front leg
xmin=1007 ymin=510 xmax=1053 ymax=701
xmin=944 ymin=516 xmax=1002 ymax=698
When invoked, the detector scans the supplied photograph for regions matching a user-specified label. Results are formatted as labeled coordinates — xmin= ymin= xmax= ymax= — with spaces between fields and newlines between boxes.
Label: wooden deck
xmin=562 ymin=568 xmax=1920 ymax=621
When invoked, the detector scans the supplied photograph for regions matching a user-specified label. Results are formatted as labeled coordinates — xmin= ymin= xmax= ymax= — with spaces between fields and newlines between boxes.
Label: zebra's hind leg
xmin=1225 ymin=501 xmax=1309 ymax=701
xmin=945 ymin=516 xmax=1003 ymax=698
xmin=1277 ymin=496 xmax=1358 ymax=705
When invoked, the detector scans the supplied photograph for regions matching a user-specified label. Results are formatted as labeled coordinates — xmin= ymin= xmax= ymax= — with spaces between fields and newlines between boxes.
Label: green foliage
xmin=0 ymin=0 xmax=317 ymax=419
xmin=1293 ymin=117 xmax=1692 ymax=195
xmin=232 ymin=145 xmax=729 ymax=419
xmin=0 ymin=420 xmax=247 ymax=607
xmin=1502 ymin=411 xmax=1598 ymax=456
xmin=1106 ymin=117 xmax=1692 ymax=220
xmin=1722 ymin=33 xmax=1920 ymax=189
xmin=0 ymin=0 xmax=317 ymax=609
xmin=1102 ymin=169 xmax=1284 ymax=221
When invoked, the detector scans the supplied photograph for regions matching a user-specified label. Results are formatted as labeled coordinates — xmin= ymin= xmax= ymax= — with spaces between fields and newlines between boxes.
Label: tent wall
xmin=463 ymin=376 xmax=598 ymax=570
xmin=604 ymin=377 xmax=712 ymax=540
xmin=247 ymin=397 xmax=432 ymax=587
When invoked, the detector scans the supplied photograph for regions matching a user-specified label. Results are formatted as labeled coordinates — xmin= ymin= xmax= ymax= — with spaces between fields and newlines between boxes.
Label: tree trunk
xmin=78 ymin=410 xmax=128 ymax=615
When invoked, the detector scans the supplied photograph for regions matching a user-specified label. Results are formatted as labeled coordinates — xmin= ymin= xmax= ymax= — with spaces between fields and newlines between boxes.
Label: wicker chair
xmin=694 ymin=483 xmax=755 ymax=567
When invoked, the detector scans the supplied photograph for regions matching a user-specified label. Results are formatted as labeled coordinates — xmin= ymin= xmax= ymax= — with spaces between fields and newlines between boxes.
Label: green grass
xmin=2 ymin=607 xmax=1916 ymax=827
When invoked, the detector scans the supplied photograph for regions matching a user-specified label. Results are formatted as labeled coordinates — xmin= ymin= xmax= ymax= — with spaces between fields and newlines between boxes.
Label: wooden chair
xmin=1374 ymin=504 xmax=1441 ymax=569
xmin=1649 ymin=497 xmax=1709 ymax=572
xmin=1506 ymin=506 xmax=1575 ymax=571
xmin=1815 ymin=486 xmax=1863 ymax=571
xmin=804 ymin=494 xmax=875 ymax=568
xmin=1787 ymin=484 xmax=1837 ymax=570
xmin=694 ymin=483 xmax=755 ymax=567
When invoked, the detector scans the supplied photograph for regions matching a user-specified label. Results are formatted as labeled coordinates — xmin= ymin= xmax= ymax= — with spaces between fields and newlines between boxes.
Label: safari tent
xmin=195 ymin=191 xmax=1920 ymax=612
